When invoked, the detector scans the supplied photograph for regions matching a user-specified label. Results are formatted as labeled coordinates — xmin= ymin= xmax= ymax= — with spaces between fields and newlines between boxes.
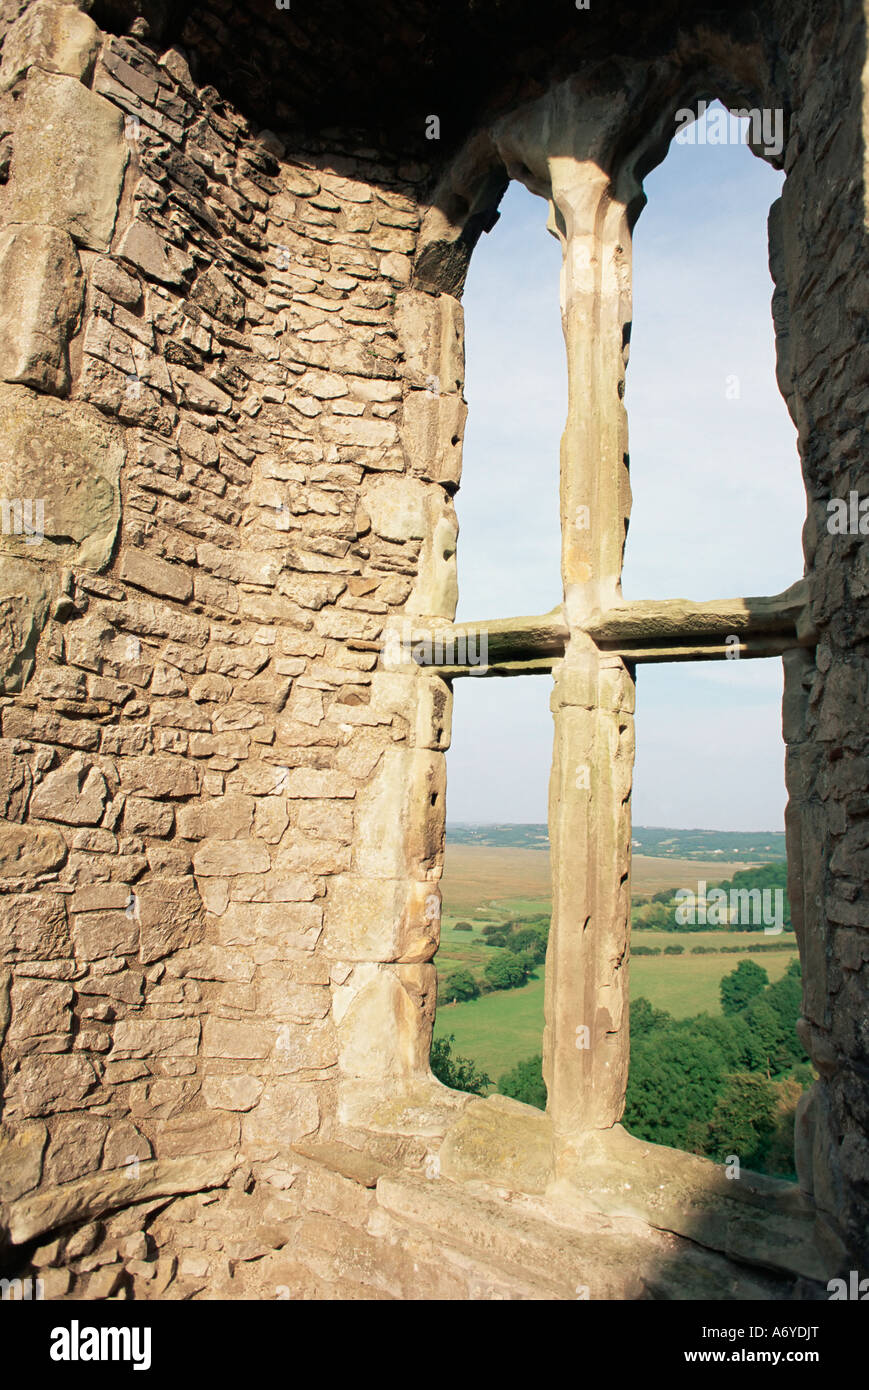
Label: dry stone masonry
xmin=0 ymin=0 xmax=865 ymax=1300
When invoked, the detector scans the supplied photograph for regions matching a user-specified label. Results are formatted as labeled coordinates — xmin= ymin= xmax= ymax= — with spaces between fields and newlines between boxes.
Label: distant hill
xmin=447 ymin=823 xmax=786 ymax=862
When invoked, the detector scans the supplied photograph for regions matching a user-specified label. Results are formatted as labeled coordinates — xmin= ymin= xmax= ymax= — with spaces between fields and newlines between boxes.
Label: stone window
xmin=390 ymin=84 xmax=812 ymax=1201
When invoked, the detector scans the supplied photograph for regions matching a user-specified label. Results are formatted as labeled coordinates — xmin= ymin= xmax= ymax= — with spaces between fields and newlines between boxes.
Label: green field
xmin=434 ymin=889 xmax=799 ymax=1086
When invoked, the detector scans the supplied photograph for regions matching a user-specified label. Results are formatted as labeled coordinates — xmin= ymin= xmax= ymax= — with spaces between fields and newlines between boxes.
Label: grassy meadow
xmin=434 ymin=845 xmax=800 ymax=1086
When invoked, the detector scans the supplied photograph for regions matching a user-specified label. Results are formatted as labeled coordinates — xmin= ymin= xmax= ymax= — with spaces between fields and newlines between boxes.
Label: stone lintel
xmin=394 ymin=607 xmax=568 ymax=674
xmin=403 ymin=585 xmax=808 ymax=674
xmin=585 ymin=583 xmax=808 ymax=644
xmin=601 ymin=634 xmax=803 ymax=663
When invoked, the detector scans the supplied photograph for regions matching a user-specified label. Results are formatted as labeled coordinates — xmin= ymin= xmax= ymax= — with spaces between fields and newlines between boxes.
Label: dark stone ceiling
xmin=91 ymin=0 xmax=774 ymax=160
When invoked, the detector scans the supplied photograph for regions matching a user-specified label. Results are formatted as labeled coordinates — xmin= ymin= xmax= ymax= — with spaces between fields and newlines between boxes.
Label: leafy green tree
xmin=720 ymin=959 xmax=769 ymax=1015
xmin=512 ymin=926 xmax=548 ymax=962
xmin=430 ymin=1034 xmax=491 ymax=1095
xmin=687 ymin=1012 xmax=756 ymax=1072
xmin=497 ymin=1055 xmax=547 ymax=1110
xmin=741 ymin=995 xmax=796 ymax=1076
xmin=482 ymin=930 xmax=509 ymax=949
xmin=764 ymin=963 xmax=803 ymax=1040
xmin=642 ymin=903 xmax=674 ymax=930
xmin=706 ymin=1072 xmax=778 ymax=1169
xmin=440 ymin=967 xmax=479 ymax=1003
xmin=762 ymin=1074 xmax=805 ymax=1179
xmin=624 ymin=1028 xmax=728 ymax=1152
xmin=484 ymin=950 xmax=530 ymax=991
xmin=631 ymin=996 xmax=673 ymax=1037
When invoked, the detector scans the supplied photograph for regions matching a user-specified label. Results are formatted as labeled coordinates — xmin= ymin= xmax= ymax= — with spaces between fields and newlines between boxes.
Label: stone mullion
xmin=542 ymin=159 xmax=635 ymax=1150
xmin=545 ymin=653 xmax=635 ymax=1145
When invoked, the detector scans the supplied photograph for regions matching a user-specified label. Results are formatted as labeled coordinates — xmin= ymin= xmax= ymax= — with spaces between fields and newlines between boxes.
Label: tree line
xmin=432 ymin=957 xmax=811 ymax=1179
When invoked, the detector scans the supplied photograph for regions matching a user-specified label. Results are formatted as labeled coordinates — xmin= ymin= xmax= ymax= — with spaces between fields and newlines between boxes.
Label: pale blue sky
xmin=447 ymin=104 xmax=804 ymax=830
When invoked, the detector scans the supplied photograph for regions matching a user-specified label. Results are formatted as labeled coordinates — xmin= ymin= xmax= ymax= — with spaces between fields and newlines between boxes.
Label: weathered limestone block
xmin=43 ymin=1113 xmax=108 ymax=1185
xmin=202 ymin=1075 xmax=264 ymax=1112
xmin=70 ymin=883 xmax=131 ymax=913
xmin=0 ymin=384 xmax=124 ymax=570
xmin=394 ymin=288 xmax=464 ymax=393
xmin=815 ymin=659 xmax=869 ymax=750
xmin=272 ymin=835 xmax=350 ymax=877
xmin=256 ymin=969 xmax=330 ymax=1025
xmin=400 ymin=391 xmax=466 ymax=488
xmin=216 ymin=901 xmax=323 ymax=957
xmin=166 ymin=944 xmax=255 ymax=986
xmin=333 ymin=966 xmax=422 ymax=1084
xmin=136 ymin=877 xmax=205 ymax=964
xmin=8 ymin=977 xmax=71 ymax=1042
xmin=124 ymin=795 xmax=174 ymax=837
xmin=353 ymin=747 xmax=445 ymax=879
xmin=0 ymin=818 xmax=66 ymax=879
xmin=6 ymin=1053 xmax=97 ymax=1117
xmin=253 ymin=797 xmax=289 ymax=844
xmin=282 ymin=768 xmax=355 ymax=799
xmin=0 ymin=556 xmax=51 ymax=693
xmin=4 ymin=1152 xmax=238 ymax=1246
xmin=0 ymin=741 xmax=32 ymax=820
xmin=332 ymin=966 xmax=445 ymax=1131
xmin=438 ymin=1094 xmax=553 ymax=1193
xmin=0 ymin=1 xmax=101 ymax=91
xmin=116 ymin=222 xmax=195 ymax=289
xmin=0 ymin=1120 xmax=47 ymax=1202
xmin=554 ymin=1125 xmax=826 ymax=1282
xmin=192 ymin=838 xmax=271 ymax=876
xmin=324 ymin=876 xmax=439 ymax=962
xmin=29 ymin=753 xmax=107 ymax=824
xmin=72 ymin=909 xmax=137 ymax=959
xmin=3 ymin=69 xmax=127 ymax=250
xmin=118 ymin=549 xmax=193 ymax=603
xmin=273 ymin=1017 xmax=337 ymax=1073
xmin=0 ymin=225 xmax=82 ymax=395
xmin=110 ymin=1018 xmax=200 ymax=1060
xmin=168 ymin=363 xmax=232 ymax=415
xmin=119 ymin=755 xmax=200 ymax=799
xmin=368 ymin=669 xmax=452 ymax=751
xmin=158 ymin=1110 xmax=240 ymax=1159
xmin=203 ymin=1018 xmax=270 ymax=1061
xmin=102 ymin=1118 xmax=150 ymax=1170
xmin=241 ymin=1079 xmax=319 ymax=1160
xmin=405 ymin=491 xmax=458 ymax=619
xmin=301 ymin=1164 xmax=376 ymax=1229
xmin=176 ymin=794 xmax=254 ymax=841
xmin=363 ymin=472 xmax=429 ymax=542
xmin=189 ymin=263 xmax=244 ymax=327
xmin=0 ymin=892 xmax=69 ymax=961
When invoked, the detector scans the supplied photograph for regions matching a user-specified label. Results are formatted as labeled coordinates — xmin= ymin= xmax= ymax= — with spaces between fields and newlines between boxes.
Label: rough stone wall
xmin=771 ymin=0 xmax=869 ymax=1271
xmin=0 ymin=0 xmax=865 ymax=1300
xmin=0 ymin=2 xmax=462 ymax=1296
